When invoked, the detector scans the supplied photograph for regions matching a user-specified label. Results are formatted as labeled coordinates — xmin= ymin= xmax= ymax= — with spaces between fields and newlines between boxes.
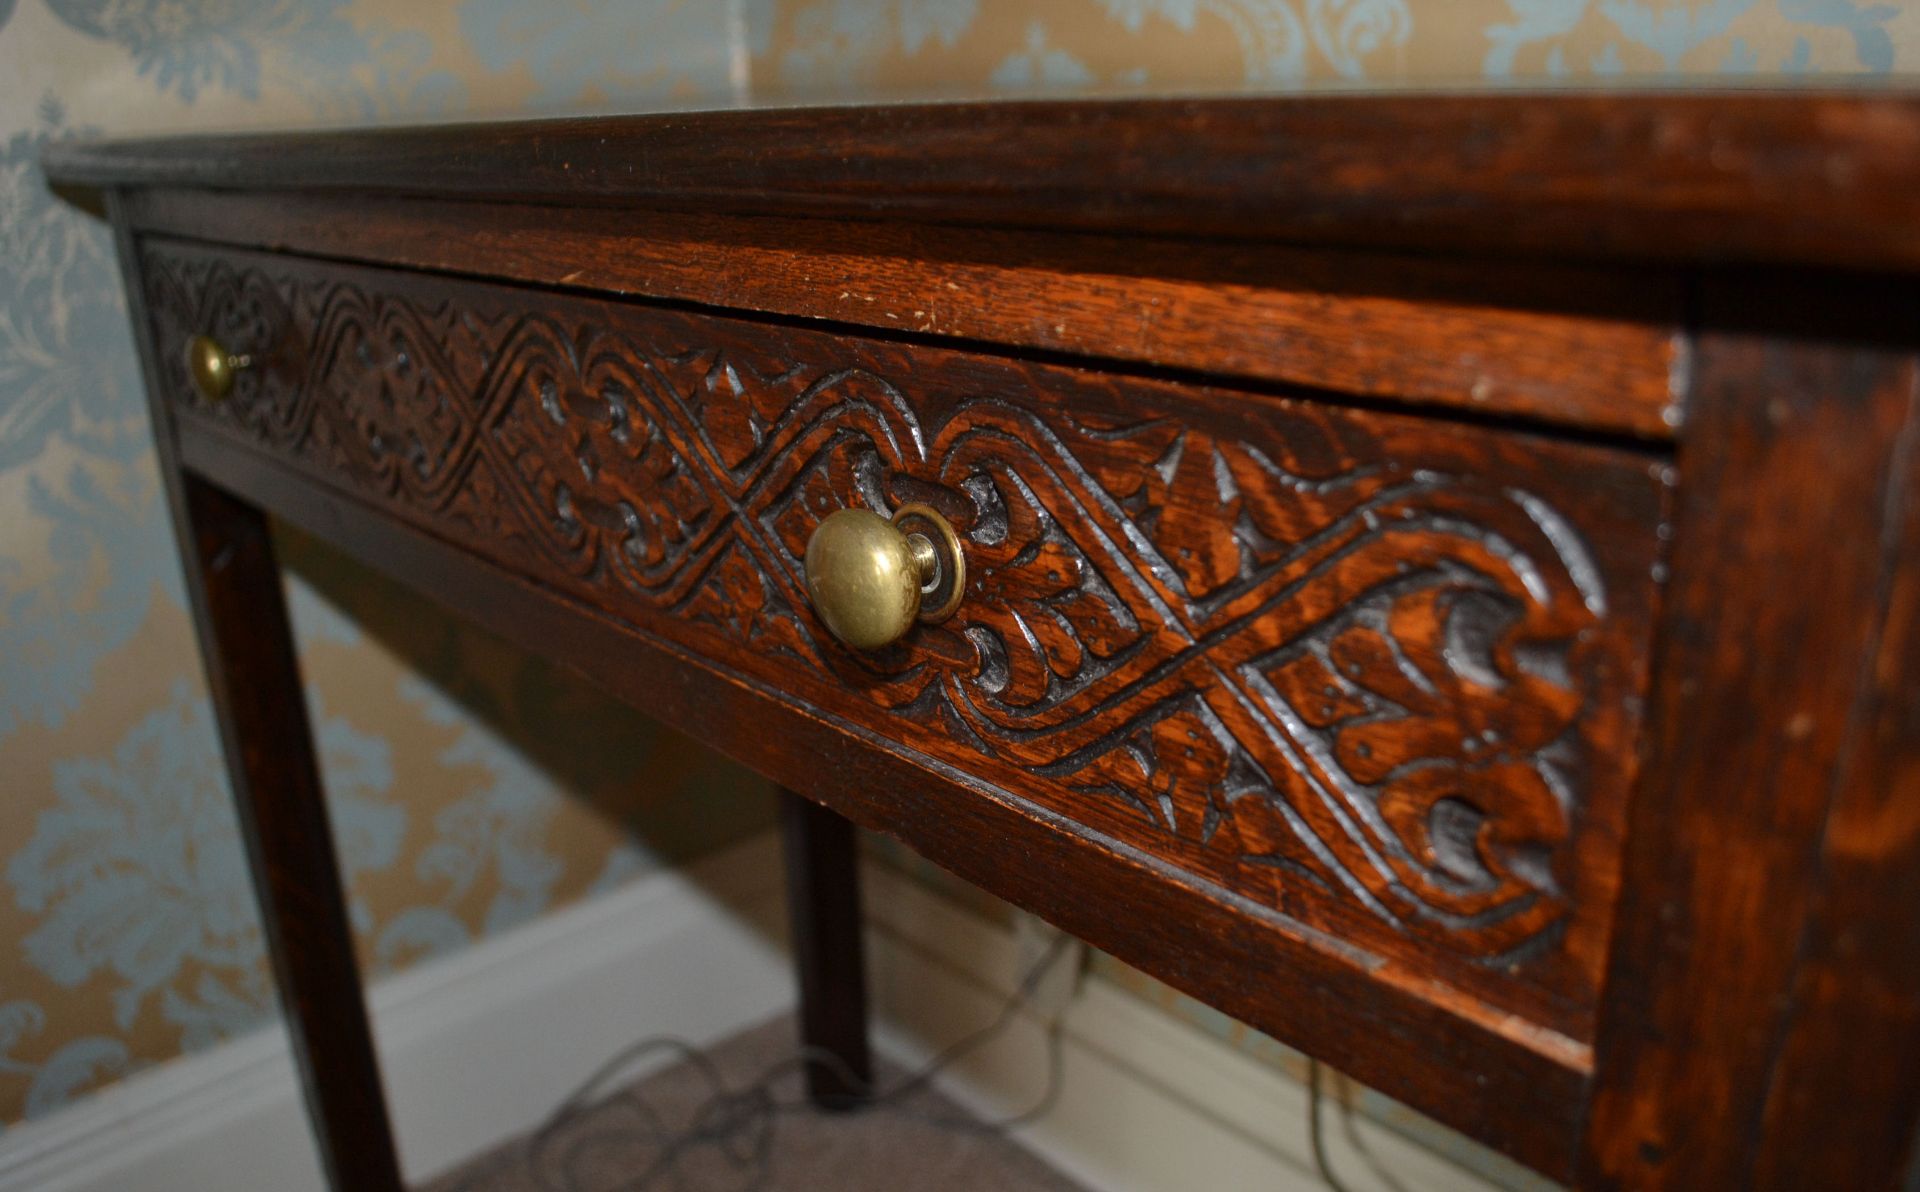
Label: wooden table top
xmin=45 ymin=92 xmax=1920 ymax=274
xmin=55 ymin=91 xmax=1920 ymax=1190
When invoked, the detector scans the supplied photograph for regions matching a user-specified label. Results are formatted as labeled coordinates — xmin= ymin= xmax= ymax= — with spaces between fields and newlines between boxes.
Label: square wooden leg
xmin=778 ymin=788 xmax=874 ymax=1110
xmin=172 ymin=476 xmax=406 ymax=1191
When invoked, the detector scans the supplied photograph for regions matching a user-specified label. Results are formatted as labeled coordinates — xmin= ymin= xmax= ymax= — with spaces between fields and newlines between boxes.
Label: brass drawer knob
xmin=803 ymin=503 xmax=964 ymax=650
xmin=185 ymin=334 xmax=251 ymax=401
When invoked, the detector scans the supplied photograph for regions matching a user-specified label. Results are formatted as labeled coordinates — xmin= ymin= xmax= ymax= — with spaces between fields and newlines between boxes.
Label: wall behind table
xmin=0 ymin=0 xmax=1912 ymax=1131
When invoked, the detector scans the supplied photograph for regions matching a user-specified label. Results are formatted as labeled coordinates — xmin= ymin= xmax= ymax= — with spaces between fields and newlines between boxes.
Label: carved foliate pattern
xmin=144 ymin=243 xmax=1658 ymax=1009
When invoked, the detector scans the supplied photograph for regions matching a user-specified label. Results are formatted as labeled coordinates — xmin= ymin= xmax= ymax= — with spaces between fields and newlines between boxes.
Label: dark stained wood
xmin=43 ymin=95 xmax=1920 ymax=274
xmin=1750 ymin=410 xmax=1920 ymax=1191
xmin=69 ymin=94 xmax=1920 ymax=1192
xmin=171 ymin=418 xmax=1592 ymax=1180
xmin=138 ymin=237 xmax=1667 ymax=1042
xmin=174 ymin=480 xmax=409 ymax=1192
xmin=778 ymin=789 xmax=874 ymax=1110
xmin=1581 ymin=279 xmax=1920 ymax=1190
xmin=106 ymin=196 xmax=404 ymax=1192
xmin=118 ymin=188 xmax=1687 ymax=438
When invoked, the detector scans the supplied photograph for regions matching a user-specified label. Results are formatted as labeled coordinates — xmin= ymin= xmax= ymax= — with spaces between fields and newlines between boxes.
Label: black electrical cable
xmin=445 ymin=934 xmax=1078 ymax=1192
xmin=1308 ymin=1058 xmax=1414 ymax=1192
xmin=1309 ymin=1059 xmax=1360 ymax=1192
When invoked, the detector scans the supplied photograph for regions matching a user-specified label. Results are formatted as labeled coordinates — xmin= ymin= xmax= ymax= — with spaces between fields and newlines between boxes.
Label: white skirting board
xmin=858 ymin=861 xmax=1538 ymax=1192
xmin=0 ymin=832 xmax=795 ymax=1192
xmin=0 ymin=827 xmax=1540 ymax=1192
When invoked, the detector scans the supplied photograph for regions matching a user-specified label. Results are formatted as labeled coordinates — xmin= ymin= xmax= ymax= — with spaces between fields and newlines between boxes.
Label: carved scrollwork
xmin=145 ymin=244 xmax=1653 ymax=974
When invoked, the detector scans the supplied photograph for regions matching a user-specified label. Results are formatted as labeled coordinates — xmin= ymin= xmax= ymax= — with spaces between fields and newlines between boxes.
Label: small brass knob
xmin=185 ymin=335 xmax=249 ymax=401
xmin=804 ymin=503 xmax=964 ymax=650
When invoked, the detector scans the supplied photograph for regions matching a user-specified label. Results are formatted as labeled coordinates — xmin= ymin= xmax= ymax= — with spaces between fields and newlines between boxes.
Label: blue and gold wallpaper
xmin=0 ymin=0 xmax=1912 ymax=1130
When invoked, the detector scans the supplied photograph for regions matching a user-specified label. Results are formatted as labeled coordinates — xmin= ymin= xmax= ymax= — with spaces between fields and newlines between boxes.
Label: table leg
xmin=778 ymin=788 xmax=874 ymax=1110
xmin=175 ymin=475 xmax=406 ymax=1191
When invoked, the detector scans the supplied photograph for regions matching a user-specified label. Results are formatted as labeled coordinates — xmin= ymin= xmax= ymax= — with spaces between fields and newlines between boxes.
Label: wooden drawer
xmin=141 ymin=238 xmax=1666 ymax=1044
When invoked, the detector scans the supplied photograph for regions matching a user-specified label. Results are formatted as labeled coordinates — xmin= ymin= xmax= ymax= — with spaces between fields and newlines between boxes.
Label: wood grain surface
xmin=140 ymin=237 xmax=1668 ymax=1043
xmin=43 ymin=95 xmax=1920 ymax=273
xmin=172 ymin=414 xmax=1598 ymax=1181
xmin=106 ymin=198 xmax=405 ymax=1192
xmin=120 ymin=188 xmax=1687 ymax=439
xmin=70 ymin=90 xmax=1920 ymax=1190
xmin=1581 ymin=279 xmax=1920 ymax=1191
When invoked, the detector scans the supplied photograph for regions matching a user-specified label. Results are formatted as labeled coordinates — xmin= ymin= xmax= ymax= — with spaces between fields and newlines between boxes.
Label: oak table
xmin=47 ymin=94 xmax=1920 ymax=1190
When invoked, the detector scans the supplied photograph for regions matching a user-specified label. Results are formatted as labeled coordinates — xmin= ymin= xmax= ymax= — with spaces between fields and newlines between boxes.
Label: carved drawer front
xmin=143 ymin=239 xmax=1667 ymax=1043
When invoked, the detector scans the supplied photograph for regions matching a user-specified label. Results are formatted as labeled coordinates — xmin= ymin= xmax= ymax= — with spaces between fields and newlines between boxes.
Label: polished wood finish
xmin=119 ymin=189 xmax=1686 ymax=438
xmin=44 ymin=94 xmax=1920 ymax=273
xmin=1750 ymin=423 xmax=1920 ymax=1192
xmin=778 ymin=789 xmax=873 ymax=1110
xmin=1582 ymin=281 xmax=1920 ymax=1190
xmin=172 ymin=480 xmax=407 ymax=1192
xmin=168 ymin=420 xmax=1594 ymax=1178
xmin=53 ymin=95 xmax=1920 ymax=1190
xmin=106 ymin=196 xmax=404 ymax=1192
xmin=136 ymin=237 xmax=1663 ymax=1042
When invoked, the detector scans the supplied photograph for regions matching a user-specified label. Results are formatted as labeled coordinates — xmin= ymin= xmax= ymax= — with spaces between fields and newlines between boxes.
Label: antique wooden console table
xmin=46 ymin=95 xmax=1920 ymax=1189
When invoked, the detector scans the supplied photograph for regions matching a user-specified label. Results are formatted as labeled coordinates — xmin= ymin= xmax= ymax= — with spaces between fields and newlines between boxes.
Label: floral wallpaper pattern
xmin=0 ymin=0 xmax=1912 ymax=1134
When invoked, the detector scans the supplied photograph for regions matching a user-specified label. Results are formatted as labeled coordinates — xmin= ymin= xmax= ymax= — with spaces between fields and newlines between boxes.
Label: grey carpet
xmin=425 ymin=1015 xmax=1090 ymax=1192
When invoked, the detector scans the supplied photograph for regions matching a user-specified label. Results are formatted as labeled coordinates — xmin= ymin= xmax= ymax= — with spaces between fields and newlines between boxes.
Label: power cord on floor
xmin=1308 ymin=1058 xmax=1414 ymax=1192
xmin=445 ymin=934 xmax=1078 ymax=1192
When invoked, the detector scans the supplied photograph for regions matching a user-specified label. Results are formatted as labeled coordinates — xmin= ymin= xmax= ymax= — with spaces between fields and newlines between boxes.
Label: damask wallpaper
xmin=0 ymin=0 xmax=1912 ymax=1134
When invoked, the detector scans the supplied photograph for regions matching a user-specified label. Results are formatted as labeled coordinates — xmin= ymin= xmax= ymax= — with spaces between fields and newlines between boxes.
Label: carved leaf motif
xmin=1066 ymin=414 xmax=1394 ymax=607
xmin=1067 ymin=700 xmax=1272 ymax=847
xmin=1323 ymin=585 xmax=1579 ymax=784
xmin=677 ymin=543 xmax=814 ymax=663
xmin=949 ymin=465 xmax=1146 ymax=709
xmin=145 ymin=244 xmax=1645 ymax=971
xmin=1377 ymin=761 xmax=1565 ymax=905
xmin=1244 ymin=493 xmax=1596 ymax=940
